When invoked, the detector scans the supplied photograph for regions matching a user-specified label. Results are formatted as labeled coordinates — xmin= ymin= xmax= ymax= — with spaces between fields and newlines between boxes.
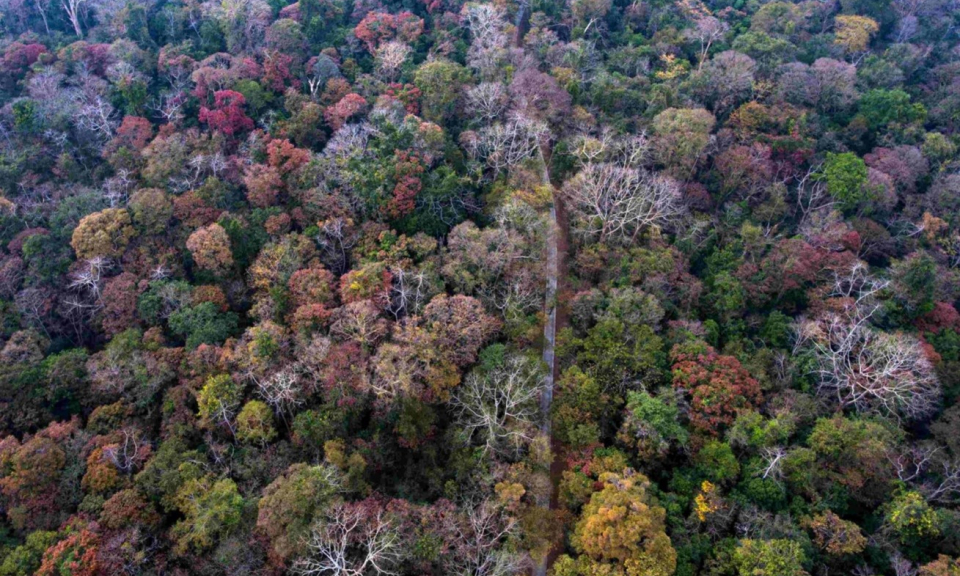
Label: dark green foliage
xmin=694 ymin=441 xmax=741 ymax=485
xmin=575 ymin=318 xmax=666 ymax=391
xmin=858 ymin=89 xmax=926 ymax=129
xmin=21 ymin=234 xmax=72 ymax=287
xmin=168 ymin=302 xmax=239 ymax=349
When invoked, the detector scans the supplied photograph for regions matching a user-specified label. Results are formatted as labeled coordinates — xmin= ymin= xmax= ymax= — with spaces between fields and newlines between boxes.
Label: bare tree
xmin=375 ymin=41 xmax=412 ymax=82
xmin=15 ymin=287 xmax=52 ymax=338
xmin=253 ymin=366 xmax=305 ymax=420
xmin=329 ymin=301 xmax=388 ymax=348
xmin=452 ymin=355 xmax=544 ymax=457
xmin=61 ymin=0 xmax=86 ymax=37
xmin=149 ymin=264 xmax=170 ymax=281
xmin=306 ymin=54 xmax=340 ymax=98
xmin=103 ymin=170 xmax=134 ymax=207
xmin=562 ymin=162 xmax=684 ymax=244
xmin=76 ymin=95 xmax=117 ymax=139
xmin=890 ymin=552 xmax=917 ymax=576
xmin=466 ymin=82 xmax=509 ymax=124
xmin=68 ymin=256 xmax=111 ymax=306
xmin=444 ymin=499 xmax=526 ymax=576
xmin=103 ymin=428 xmax=151 ymax=474
xmin=149 ymin=90 xmax=188 ymax=125
xmin=795 ymin=262 xmax=940 ymax=422
xmin=315 ymin=215 xmax=359 ymax=275
xmin=461 ymin=3 xmax=509 ymax=80
xmin=294 ymin=503 xmax=402 ymax=576
xmin=444 ymin=499 xmax=529 ymax=576
xmin=60 ymin=257 xmax=110 ymax=342
xmin=388 ymin=266 xmax=433 ymax=320
xmin=467 ymin=113 xmax=550 ymax=176
xmin=890 ymin=0 xmax=941 ymax=41
xmin=686 ymin=16 xmax=729 ymax=72
xmin=74 ymin=69 xmax=119 ymax=139
xmin=32 ymin=0 xmax=51 ymax=34
xmin=792 ymin=164 xmax=833 ymax=225
xmin=568 ymin=128 xmax=650 ymax=168
xmin=891 ymin=445 xmax=960 ymax=504
xmin=483 ymin=266 xmax=542 ymax=327
xmin=568 ymin=130 xmax=616 ymax=167
xmin=758 ymin=447 xmax=786 ymax=482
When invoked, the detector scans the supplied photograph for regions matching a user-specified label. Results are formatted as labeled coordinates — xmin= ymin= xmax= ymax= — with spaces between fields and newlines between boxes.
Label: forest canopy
xmin=0 ymin=0 xmax=959 ymax=574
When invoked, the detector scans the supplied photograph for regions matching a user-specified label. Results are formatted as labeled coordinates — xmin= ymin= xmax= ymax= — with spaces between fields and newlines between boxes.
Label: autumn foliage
xmin=671 ymin=343 xmax=762 ymax=435
xmin=199 ymin=90 xmax=254 ymax=136
xmin=0 ymin=0 xmax=957 ymax=574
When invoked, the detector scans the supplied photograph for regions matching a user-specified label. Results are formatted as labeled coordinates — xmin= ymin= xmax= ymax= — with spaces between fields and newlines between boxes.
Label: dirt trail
xmin=533 ymin=148 xmax=569 ymax=576
xmin=515 ymin=18 xmax=569 ymax=576
xmin=539 ymin=165 xmax=558 ymax=436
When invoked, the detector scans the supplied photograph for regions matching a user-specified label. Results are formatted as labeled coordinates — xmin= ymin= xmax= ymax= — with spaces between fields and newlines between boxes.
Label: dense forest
xmin=0 ymin=0 xmax=959 ymax=574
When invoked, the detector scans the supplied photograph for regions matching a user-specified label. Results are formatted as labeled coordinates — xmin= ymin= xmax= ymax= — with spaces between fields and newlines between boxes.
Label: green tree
xmin=695 ymin=440 xmax=741 ymax=484
xmin=651 ymin=108 xmax=716 ymax=180
xmin=300 ymin=0 xmax=345 ymax=47
xmin=618 ymin=390 xmax=688 ymax=459
xmin=171 ymin=476 xmax=245 ymax=554
xmin=705 ymin=271 xmax=746 ymax=326
xmin=197 ymin=374 xmax=242 ymax=431
xmin=821 ymin=152 xmax=869 ymax=213
xmin=413 ymin=60 xmax=471 ymax=125
xmin=858 ymin=89 xmax=926 ymax=130
xmin=11 ymin=100 xmax=38 ymax=134
xmin=578 ymin=318 xmax=666 ymax=392
xmin=168 ymin=302 xmax=239 ymax=349
xmin=0 ymin=530 xmax=58 ymax=576
xmin=235 ymin=400 xmax=277 ymax=444
xmin=783 ymin=416 xmax=895 ymax=507
xmin=733 ymin=539 xmax=809 ymax=576
xmin=885 ymin=491 xmax=941 ymax=548
xmin=553 ymin=366 xmax=608 ymax=449
xmin=135 ymin=437 xmax=204 ymax=512
xmin=891 ymin=252 xmax=938 ymax=319
xmin=128 ymin=188 xmax=173 ymax=235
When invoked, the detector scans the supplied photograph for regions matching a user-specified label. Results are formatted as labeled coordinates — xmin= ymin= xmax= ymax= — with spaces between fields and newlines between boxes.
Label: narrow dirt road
xmin=539 ymin=162 xmax=558 ymax=437
xmin=533 ymin=148 xmax=568 ymax=576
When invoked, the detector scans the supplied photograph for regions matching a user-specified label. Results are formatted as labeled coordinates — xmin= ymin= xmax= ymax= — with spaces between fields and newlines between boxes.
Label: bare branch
xmin=452 ymin=355 xmax=545 ymax=458
xmin=294 ymin=503 xmax=401 ymax=576
xmin=562 ymin=163 xmax=685 ymax=244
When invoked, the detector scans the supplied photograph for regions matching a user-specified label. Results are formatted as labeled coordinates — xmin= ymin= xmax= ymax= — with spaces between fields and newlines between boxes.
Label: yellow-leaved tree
xmin=834 ymin=15 xmax=878 ymax=53
xmin=70 ymin=208 xmax=136 ymax=260
xmin=554 ymin=469 xmax=677 ymax=576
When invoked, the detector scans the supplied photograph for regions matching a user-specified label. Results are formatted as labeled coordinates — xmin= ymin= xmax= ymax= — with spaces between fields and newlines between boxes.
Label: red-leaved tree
xmin=199 ymin=90 xmax=254 ymax=136
xmin=671 ymin=344 xmax=762 ymax=435
xmin=354 ymin=12 xmax=424 ymax=54
xmin=324 ymin=93 xmax=367 ymax=130
xmin=388 ymin=151 xmax=425 ymax=219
